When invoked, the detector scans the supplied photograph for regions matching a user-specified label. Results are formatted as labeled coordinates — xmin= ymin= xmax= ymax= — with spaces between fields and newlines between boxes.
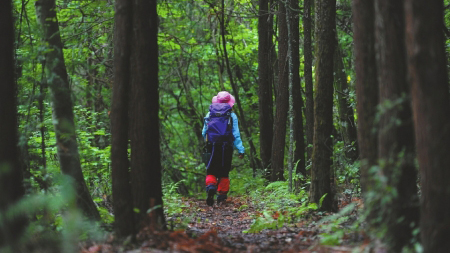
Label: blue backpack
xmin=206 ymin=103 xmax=234 ymax=144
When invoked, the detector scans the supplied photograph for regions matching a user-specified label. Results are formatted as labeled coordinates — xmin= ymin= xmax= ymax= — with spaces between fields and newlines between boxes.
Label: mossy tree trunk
xmin=374 ymin=0 xmax=419 ymax=250
xmin=405 ymin=0 xmax=450 ymax=251
xmin=35 ymin=0 xmax=100 ymax=221
xmin=309 ymin=0 xmax=336 ymax=211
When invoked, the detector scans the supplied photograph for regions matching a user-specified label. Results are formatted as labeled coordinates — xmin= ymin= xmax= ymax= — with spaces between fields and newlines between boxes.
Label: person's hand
xmin=238 ymin=153 xmax=244 ymax=159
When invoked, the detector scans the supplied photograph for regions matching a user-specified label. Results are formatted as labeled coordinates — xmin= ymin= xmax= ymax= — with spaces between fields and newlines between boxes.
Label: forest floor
xmin=81 ymin=194 xmax=384 ymax=253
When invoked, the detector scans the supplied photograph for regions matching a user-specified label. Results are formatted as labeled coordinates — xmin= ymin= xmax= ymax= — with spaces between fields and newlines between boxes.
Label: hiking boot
xmin=217 ymin=194 xmax=227 ymax=205
xmin=206 ymin=185 xmax=217 ymax=206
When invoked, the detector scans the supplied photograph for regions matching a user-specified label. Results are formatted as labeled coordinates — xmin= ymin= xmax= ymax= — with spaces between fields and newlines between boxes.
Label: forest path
xmin=83 ymin=195 xmax=368 ymax=252
xmin=174 ymin=196 xmax=317 ymax=252
xmin=134 ymin=196 xmax=366 ymax=252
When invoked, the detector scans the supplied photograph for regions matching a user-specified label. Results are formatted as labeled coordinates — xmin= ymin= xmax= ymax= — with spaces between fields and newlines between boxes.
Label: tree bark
xmin=111 ymin=0 xmax=135 ymax=236
xmin=352 ymin=0 xmax=378 ymax=195
xmin=0 ymin=0 xmax=27 ymax=247
xmin=285 ymin=0 xmax=295 ymax=192
xmin=35 ymin=0 xmax=100 ymax=221
xmin=130 ymin=0 xmax=165 ymax=231
xmin=309 ymin=0 xmax=336 ymax=211
xmin=258 ymin=0 xmax=274 ymax=172
xmin=270 ymin=2 xmax=288 ymax=182
xmin=374 ymin=0 xmax=419 ymax=250
xmin=405 ymin=0 xmax=450 ymax=251
xmin=291 ymin=0 xmax=306 ymax=178
xmin=334 ymin=42 xmax=358 ymax=162
xmin=303 ymin=0 xmax=314 ymax=160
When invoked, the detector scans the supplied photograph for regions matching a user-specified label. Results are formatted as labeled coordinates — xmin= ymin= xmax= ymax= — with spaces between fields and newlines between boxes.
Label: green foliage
xmin=318 ymin=203 xmax=358 ymax=246
xmin=163 ymin=180 xmax=189 ymax=216
xmin=244 ymin=180 xmax=320 ymax=233
xmin=0 ymin=176 xmax=105 ymax=252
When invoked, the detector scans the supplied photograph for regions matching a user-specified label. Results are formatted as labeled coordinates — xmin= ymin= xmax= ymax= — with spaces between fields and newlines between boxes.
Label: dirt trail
xmin=83 ymin=196 xmax=368 ymax=252
xmin=178 ymin=197 xmax=318 ymax=252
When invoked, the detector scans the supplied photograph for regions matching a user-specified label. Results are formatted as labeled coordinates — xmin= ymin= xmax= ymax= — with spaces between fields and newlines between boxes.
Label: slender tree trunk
xmin=303 ymin=0 xmax=314 ymax=160
xmin=270 ymin=1 xmax=288 ymax=182
xmin=220 ymin=0 xmax=260 ymax=172
xmin=309 ymin=0 xmax=336 ymax=211
xmin=285 ymin=0 xmax=295 ymax=192
xmin=130 ymin=0 xmax=165 ymax=231
xmin=35 ymin=0 xmax=100 ymax=220
xmin=374 ymin=0 xmax=419 ymax=250
xmin=111 ymin=0 xmax=135 ymax=236
xmin=0 ymin=0 xmax=27 ymax=247
xmin=291 ymin=0 xmax=306 ymax=178
xmin=352 ymin=0 xmax=378 ymax=195
xmin=269 ymin=0 xmax=277 ymax=101
xmin=258 ymin=0 xmax=274 ymax=172
xmin=38 ymin=80 xmax=49 ymax=191
xmin=405 ymin=0 xmax=450 ymax=251
xmin=334 ymin=41 xmax=358 ymax=162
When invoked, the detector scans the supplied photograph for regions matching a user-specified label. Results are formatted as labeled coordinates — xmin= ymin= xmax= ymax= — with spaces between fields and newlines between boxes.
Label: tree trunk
xmin=291 ymin=0 xmax=306 ymax=178
xmin=309 ymin=0 xmax=336 ymax=211
xmin=258 ymin=0 xmax=274 ymax=172
xmin=130 ymin=0 xmax=165 ymax=231
xmin=0 ymin=0 xmax=27 ymax=247
xmin=333 ymin=42 xmax=358 ymax=162
xmin=111 ymin=0 xmax=135 ymax=236
xmin=220 ymin=0 xmax=260 ymax=172
xmin=285 ymin=0 xmax=295 ymax=192
xmin=35 ymin=0 xmax=100 ymax=221
xmin=352 ymin=0 xmax=378 ymax=195
xmin=405 ymin=0 xmax=450 ymax=251
xmin=374 ymin=0 xmax=419 ymax=250
xmin=303 ymin=0 xmax=314 ymax=160
xmin=270 ymin=2 xmax=288 ymax=182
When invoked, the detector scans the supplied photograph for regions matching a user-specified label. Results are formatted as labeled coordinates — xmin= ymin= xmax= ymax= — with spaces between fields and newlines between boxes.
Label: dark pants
xmin=205 ymin=142 xmax=233 ymax=177
xmin=205 ymin=143 xmax=233 ymax=196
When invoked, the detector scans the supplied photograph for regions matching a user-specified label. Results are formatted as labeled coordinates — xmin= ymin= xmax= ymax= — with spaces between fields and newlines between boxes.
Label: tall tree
xmin=35 ymin=0 xmax=100 ymax=220
xmin=285 ymin=0 xmax=295 ymax=191
xmin=309 ymin=0 xmax=336 ymax=211
xmin=303 ymin=0 xmax=314 ymax=160
xmin=0 ymin=0 xmax=26 ymax=247
xmin=258 ymin=0 xmax=274 ymax=172
xmin=405 ymin=0 xmax=450 ymax=251
xmin=374 ymin=0 xmax=419 ymax=250
xmin=270 ymin=1 xmax=289 ymax=182
xmin=352 ymin=0 xmax=378 ymax=194
xmin=111 ymin=0 xmax=134 ymax=236
xmin=291 ymin=0 xmax=306 ymax=178
xmin=129 ymin=0 xmax=165 ymax=230
xmin=334 ymin=42 xmax=358 ymax=162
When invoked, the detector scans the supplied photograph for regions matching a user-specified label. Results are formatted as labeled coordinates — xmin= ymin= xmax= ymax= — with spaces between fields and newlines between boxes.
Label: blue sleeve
xmin=231 ymin=113 xmax=245 ymax=154
xmin=202 ymin=112 xmax=210 ymax=139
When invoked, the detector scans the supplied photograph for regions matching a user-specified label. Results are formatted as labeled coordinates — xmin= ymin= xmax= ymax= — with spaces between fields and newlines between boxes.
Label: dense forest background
xmin=1 ymin=0 xmax=450 ymax=252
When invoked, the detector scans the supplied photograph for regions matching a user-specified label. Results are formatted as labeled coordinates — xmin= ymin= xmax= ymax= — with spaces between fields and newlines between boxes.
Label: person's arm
xmin=202 ymin=112 xmax=210 ymax=139
xmin=231 ymin=113 xmax=245 ymax=155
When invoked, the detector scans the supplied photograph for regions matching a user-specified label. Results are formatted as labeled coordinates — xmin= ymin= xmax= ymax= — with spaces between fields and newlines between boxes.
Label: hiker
xmin=202 ymin=91 xmax=245 ymax=206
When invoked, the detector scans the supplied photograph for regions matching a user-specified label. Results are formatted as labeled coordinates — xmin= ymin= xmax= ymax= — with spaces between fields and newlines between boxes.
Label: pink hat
xmin=217 ymin=91 xmax=235 ymax=107
xmin=212 ymin=96 xmax=219 ymax=103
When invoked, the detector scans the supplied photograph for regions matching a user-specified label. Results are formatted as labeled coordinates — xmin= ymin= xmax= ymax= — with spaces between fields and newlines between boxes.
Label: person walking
xmin=202 ymin=91 xmax=245 ymax=206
